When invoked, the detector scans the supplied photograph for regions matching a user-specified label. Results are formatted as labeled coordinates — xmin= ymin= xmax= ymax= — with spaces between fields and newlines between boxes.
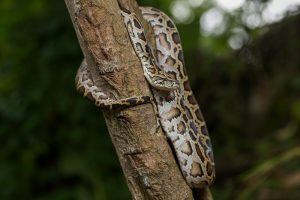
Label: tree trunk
xmin=64 ymin=0 xmax=212 ymax=199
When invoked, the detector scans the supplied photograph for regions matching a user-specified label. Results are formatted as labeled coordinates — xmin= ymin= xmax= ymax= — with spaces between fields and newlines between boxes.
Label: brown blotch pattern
xmin=182 ymin=114 xmax=188 ymax=124
xmin=168 ymin=71 xmax=177 ymax=80
xmin=206 ymin=138 xmax=212 ymax=150
xmin=145 ymin=45 xmax=151 ymax=54
xmin=122 ymin=8 xmax=131 ymax=14
xmin=195 ymin=145 xmax=204 ymax=160
xmin=195 ymin=145 xmax=205 ymax=162
xmin=189 ymin=121 xmax=198 ymax=136
xmin=169 ymin=125 xmax=175 ymax=132
xmin=165 ymin=56 xmax=176 ymax=66
xmin=195 ymin=108 xmax=204 ymax=121
xmin=207 ymin=150 xmax=214 ymax=161
xmin=158 ymin=33 xmax=171 ymax=50
xmin=133 ymin=19 xmax=141 ymax=29
xmin=206 ymin=162 xmax=214 ymax=177
xmin=181 ymin=141 xmax=193 ymax=155
xmin=177 ymin=121 xmax=186 ymax=135
xmin=178 ymin=49 xmax=184 ymax=63
xmin=189 ymin=131 xmax=197 ymax=141
xmin=179 ymin=98 xmax=185 ymax=109
xmin=167 ymin=20 xmax=175 ymax=28
xmin=198 ymin=138 xmax=208 ymax=153
xmin=137 ymin=32 xmax=146 ymax=42
xmin=183 ymin=81 xmax=192 ymax=91
xmin=201 ymin=125 xmax=208 ymax=136
xmin=185 ymin=106 xmax=193 ymax=119
xmin=187 ymin=95 xmax=198 ymax=105
xmin=158 ymin=96 xmax=164 ymax=105
xmin=190 ymin=162 xmax=203 ymax=177
xmin=156 ymin=50 xmax=164 ymax=62
xmin=162 ymin=107 xmax=181 ymax=121
xmin=135 ymin=43 xmax=143 ymax=53
xmin=165 ymin=91 xmax=176 ymax=102
xmin=172 ymin=32 xmax=180 ymax=44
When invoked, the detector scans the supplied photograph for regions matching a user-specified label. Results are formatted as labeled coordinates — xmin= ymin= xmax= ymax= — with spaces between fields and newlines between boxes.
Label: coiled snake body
xmin=76 ymin=7 xmax=215 ymax=188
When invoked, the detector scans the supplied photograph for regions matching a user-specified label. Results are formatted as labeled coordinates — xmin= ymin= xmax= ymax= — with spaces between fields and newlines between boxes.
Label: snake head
xmin=152 ymin=79 xmax=179 ymax=91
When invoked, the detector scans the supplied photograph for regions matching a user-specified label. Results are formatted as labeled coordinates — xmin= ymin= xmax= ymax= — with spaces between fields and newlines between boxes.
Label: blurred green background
xmin=1 ymin=0 xmax=300 ymax=199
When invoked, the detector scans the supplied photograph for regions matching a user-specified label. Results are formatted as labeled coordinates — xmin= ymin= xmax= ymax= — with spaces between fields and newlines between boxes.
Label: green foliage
xmin=1 ymin=0 xmax=300 ymax=199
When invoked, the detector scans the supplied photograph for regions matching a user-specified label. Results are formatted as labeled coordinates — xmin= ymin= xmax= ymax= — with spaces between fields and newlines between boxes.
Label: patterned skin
xmin=140 ymin=7 xmax=215 ymax=188
xmin=76 ymin=60 xmax=153 ymax=110
xmin=75 ymin=7 xmax=215 ymax=188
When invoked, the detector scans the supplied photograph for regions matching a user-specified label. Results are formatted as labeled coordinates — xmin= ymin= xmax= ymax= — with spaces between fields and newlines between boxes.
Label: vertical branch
xmin=64 ymin=0 xmax=197 ymax=199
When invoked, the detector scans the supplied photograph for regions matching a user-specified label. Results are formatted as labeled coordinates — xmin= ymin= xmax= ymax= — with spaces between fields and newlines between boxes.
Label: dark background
xmin=1 ymin=0 xmax=300 ymax=199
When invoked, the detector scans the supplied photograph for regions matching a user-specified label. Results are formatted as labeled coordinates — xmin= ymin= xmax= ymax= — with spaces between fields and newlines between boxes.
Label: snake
xmin=75 ymin=6 xmax=215 ymax=188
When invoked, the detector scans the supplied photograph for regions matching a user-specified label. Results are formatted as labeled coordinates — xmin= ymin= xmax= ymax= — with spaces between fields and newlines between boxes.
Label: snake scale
xmin=76 ymin=6 xmax=215 ymax=188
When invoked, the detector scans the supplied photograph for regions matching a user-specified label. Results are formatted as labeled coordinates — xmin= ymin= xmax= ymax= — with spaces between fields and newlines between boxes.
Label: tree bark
xmin=64 ymin=0 xmax=212 ymax=199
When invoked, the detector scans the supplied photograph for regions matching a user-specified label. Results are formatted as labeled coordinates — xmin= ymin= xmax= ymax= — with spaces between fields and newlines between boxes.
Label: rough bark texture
xmin=64 ymin=0 xmax=212 ymax=199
